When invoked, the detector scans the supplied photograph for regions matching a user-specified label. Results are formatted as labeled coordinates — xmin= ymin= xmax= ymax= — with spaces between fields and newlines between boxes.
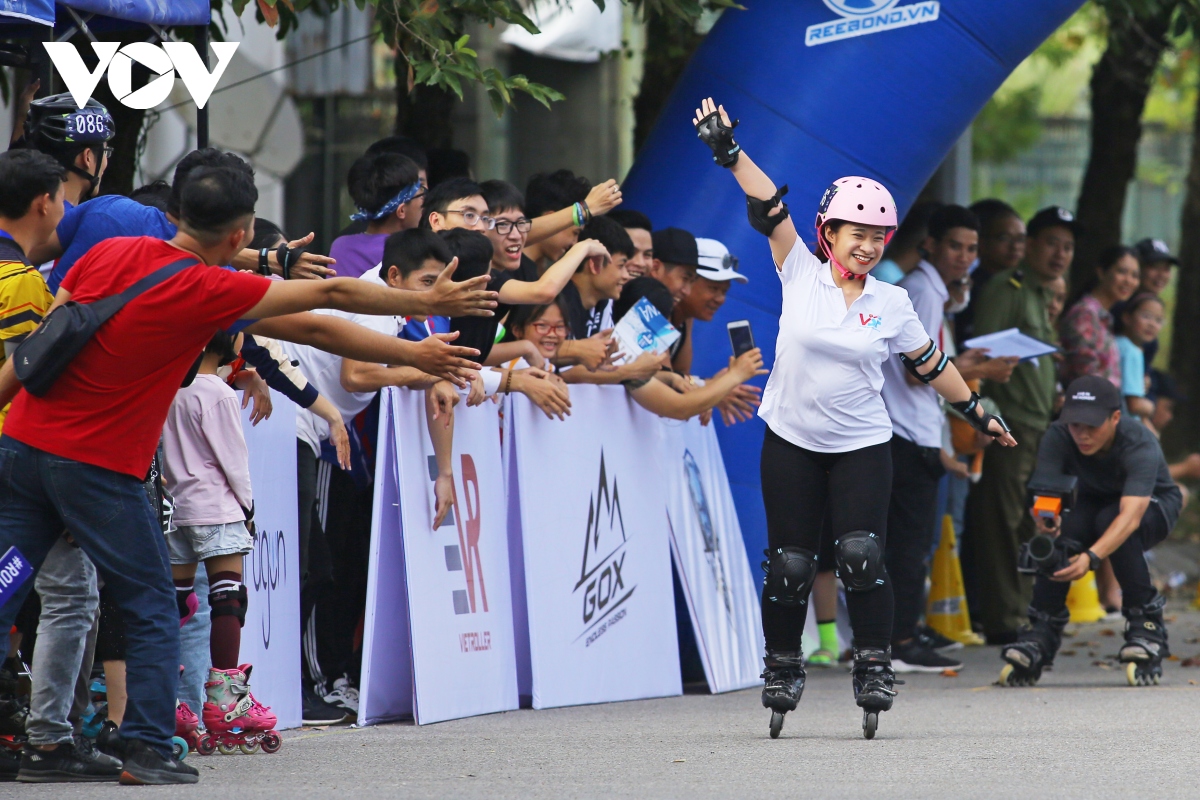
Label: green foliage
xmin=972 ymin=86 xmax=1043 ymax=165
xmin=211 ymin=0 xmax=740 ymax=115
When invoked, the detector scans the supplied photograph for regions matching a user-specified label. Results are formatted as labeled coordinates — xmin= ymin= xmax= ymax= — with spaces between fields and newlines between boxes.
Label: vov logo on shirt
xmin=43 ymin=41 xmax=238 ymax=110
xmin=859 ymin=313 xmax=882 ymax=329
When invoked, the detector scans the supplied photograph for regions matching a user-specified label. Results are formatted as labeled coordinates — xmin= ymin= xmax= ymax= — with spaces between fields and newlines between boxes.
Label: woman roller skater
xmin=692 ymin=97 xmax=1017 ymax=739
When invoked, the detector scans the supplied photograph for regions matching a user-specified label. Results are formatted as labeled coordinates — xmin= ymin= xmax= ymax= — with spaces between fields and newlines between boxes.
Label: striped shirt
xmin=0 ymin=235 xmax=53 ymax=429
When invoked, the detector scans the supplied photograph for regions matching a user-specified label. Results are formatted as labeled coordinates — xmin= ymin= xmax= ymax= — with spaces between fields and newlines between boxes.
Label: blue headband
xmin=349 ymin=181 xmax=422 ymax=222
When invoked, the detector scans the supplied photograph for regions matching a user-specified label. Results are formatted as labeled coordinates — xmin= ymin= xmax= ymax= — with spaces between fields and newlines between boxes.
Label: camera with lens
xmin=1018 ymin=473 xmax=1080 ymax=577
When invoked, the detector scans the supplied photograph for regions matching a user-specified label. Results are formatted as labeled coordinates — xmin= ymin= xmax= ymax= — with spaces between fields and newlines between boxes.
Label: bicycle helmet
xmin=814 ymin=177 xmax=898 ymax=280
xmin=24 ymin=92 xmax=115 ymax=193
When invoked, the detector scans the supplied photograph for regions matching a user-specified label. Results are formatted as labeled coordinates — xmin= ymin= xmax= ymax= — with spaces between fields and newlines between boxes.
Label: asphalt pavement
xmin=7 ymin=606 xmax=1200 ymax=799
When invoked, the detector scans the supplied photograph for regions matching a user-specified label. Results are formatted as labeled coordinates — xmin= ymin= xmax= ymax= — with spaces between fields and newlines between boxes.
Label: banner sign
xmin=240 ymin=397 xmax=301 ymax=730
xmin=662 ymin=418 xmax=764 ymax=693
xmin=359 ymin=388 xmax=518 ymax=725
xmin=508 ymin=386 xmax=681 ymax=709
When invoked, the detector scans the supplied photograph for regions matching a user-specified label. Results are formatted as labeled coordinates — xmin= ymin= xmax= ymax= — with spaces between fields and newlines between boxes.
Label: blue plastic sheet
xmin=621 ymin=0 xmax=1084 ymax=588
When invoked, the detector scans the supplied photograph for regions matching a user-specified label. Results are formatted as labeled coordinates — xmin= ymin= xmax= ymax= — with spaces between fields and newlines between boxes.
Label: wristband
xmin=571 ymin=203 xmax=582 ymax=228
xmin=503 ymin=369 xmax=514 ymax=394
xmin=1085 ymin=549 xmax=1100 ymax=572
xmin=276 ymin=243 xmax=292 ymax=280
xmin=258 ymin=248 xmax=271 ymax=276
xmin=580 ymin=200 xmax=592 ymax=224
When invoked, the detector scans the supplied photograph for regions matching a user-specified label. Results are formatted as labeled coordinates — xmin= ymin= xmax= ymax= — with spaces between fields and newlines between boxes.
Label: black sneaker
xmin=891 ymin=639 xmax=964 ymax=673
xmin=0 ymin=746 xmax=20 ymax=782
xmin=117 ymin=739 xmax=198 ymax=785
xmin=17 ymin=741 xmax=122 ymax=782
xmin=917 ymin=625 xmax=964 ymax=653
xmin=303 ymin=683 xmax=348 ymax=725
xmin=73 ymin=735 xmax=121 ymax=771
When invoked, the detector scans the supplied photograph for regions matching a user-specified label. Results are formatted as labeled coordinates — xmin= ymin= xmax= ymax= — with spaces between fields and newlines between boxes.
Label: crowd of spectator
xmin=0 ymin=92 xmax=763 ymax=784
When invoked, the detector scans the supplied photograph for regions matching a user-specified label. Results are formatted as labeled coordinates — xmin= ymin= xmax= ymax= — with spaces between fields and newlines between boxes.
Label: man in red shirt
xmin=0 ymin=166 xmax=495 ymax=784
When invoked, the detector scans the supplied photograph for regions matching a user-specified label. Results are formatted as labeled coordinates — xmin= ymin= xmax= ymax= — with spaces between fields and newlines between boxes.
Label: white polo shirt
xmin=758 ymin=239 xmax=930 ymax=453
xmin=879 ymin=259 xmax=947 ymax=448
xmin=284 ymin=267 xmax=403 ymax=453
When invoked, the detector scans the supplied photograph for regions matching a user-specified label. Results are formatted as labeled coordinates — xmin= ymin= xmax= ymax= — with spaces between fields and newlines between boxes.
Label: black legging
xmin=760 ymin=427 xmax=894 ymax=651
xmin=1031 ymin=492 xmax=1169 ymax=613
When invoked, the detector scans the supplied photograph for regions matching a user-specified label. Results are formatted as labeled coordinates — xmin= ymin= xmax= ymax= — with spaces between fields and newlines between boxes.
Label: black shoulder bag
xmin=14 ymin=257 xmax=199 ymax=397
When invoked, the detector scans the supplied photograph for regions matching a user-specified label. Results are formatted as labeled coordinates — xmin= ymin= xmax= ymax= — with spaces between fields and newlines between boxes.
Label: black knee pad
xmin=834 ymin=531 xmax=885 ymax=592
xmin=209 ymin=584 xmax=248 ymax=628
xmin=761 ymin=546 xmax=817 ymax=607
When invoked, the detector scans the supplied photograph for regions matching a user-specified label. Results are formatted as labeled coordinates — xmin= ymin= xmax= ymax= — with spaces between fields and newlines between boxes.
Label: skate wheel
xmin=261 ymin=731 xmax=282 ymax=754
xmin=768 ymin=711 xmax=784 ymax=740
xmin=863 ymin=711 xmax=878 ymax=740
xmin=218 ymin=741 xmax=239 ymax=756
xmin=1126 ymin=662 xmax=1141 ymax=687
xmin=196 ymin=734 xmax=216 ymax=756
xmin=171 ymin=736 xmax=188 ymax=760
xmin=240 ymin=742 xmax=260 ymax=755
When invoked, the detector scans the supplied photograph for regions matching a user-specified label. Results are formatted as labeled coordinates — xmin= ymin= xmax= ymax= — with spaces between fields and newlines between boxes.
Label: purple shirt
xmin=329 ymin=233 xmax=387 ymax=279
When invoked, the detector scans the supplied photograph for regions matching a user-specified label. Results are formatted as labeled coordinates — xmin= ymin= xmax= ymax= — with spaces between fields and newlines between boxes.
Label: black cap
xmin=1060 ymin=376 xmax=1121 ymax=426
xmin=1132 ymin=237 xmax=1178 ymax=267
xmin=651 ymin=227 xmax=699 ymax=267
xmin=1027 ymin=206 xmax=1081 ymax=240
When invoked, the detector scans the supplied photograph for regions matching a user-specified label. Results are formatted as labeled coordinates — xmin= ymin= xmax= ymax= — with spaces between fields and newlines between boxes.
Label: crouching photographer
xmin=1000 ymin=376 xmax=1182 ymax=688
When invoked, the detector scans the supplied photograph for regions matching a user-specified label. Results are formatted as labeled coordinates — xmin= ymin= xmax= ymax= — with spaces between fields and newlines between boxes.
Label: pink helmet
xmin=814 ymin=176 xmax=899 ymax=279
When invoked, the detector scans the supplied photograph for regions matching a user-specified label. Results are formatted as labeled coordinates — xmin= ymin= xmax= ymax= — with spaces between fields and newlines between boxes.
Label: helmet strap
xmin=817 ymin=222 xmax=866 ymax=282
xmin=65 ymin=162 xmax=100 ymax=198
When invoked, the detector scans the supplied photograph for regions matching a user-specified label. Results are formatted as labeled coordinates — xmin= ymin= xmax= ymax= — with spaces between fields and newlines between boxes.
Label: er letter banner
xmin=364 ymin=388 xmax=519 ymax=725
xmin=508 ymin=386 xmax=681 ymax=709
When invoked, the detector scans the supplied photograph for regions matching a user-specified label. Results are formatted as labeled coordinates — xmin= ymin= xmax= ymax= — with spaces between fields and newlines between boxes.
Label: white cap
xmin=695 ymin=238 xmax=748 ymax=283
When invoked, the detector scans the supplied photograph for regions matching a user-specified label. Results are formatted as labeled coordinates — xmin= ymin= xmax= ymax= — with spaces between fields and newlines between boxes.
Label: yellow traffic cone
xmin=926 ymin=515 xmax=985 ymax=645
xmin=1066 ymin=572 xmax=1106 ymax=623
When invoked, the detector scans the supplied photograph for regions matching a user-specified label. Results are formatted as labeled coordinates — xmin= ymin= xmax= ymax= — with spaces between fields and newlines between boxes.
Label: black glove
xmin=242 ymin=502 xmax=257 ymax=541
xmin=695 ymin=110 xmax=741 ymax=167
xmin=950 ymin=392 xmax=1010 ymax=438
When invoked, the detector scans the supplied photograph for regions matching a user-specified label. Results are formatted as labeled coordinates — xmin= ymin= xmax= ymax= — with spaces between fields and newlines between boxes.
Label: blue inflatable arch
xmin=621 ymin=0 xmax=1084 ymax=585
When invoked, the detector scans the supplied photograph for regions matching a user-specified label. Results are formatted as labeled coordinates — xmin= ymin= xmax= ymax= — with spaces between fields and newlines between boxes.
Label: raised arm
xmin=693 ymin=97 xmax=797 ymax=268
xmin=499 ymin=239 xmax=609 ymax=306
xmin=526 ymin=180 xmax=623 ymax=246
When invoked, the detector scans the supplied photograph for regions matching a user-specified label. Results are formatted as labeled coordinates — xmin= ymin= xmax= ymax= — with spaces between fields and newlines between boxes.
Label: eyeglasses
xmin=103 ymin=145 xmax=114 ymax=160
xmin=444 ymin=209 xmax=493 ymax=229
xmin=531 ymin=321 xmax=567 ymax=336
xmin=718 ymin=253 xmax=739 ymax=271
xmin=492 ymin=217 xmax=532 ymax=235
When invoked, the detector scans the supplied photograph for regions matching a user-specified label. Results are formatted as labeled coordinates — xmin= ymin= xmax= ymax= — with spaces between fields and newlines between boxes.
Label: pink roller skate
xmin=198 ymin=665 xmax=281 ymax=755
xmin=174 ymin=701 xmax=200 ymax=757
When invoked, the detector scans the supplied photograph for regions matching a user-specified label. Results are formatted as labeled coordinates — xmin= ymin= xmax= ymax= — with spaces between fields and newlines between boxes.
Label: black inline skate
xmin=1120 ymin=594 xmax=1169 ymax=686
xmin=760 ymin=651 xmax=805 ymax=739
xmin=998 ymin=607 xmax=1069 ymax=687
xmin=852 ymin=647 xmax=900 ymax=740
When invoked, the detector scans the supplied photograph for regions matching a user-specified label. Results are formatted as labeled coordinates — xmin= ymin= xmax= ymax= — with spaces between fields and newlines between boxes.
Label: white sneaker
xmin=323 ymin=675 xmax=359 ymax=714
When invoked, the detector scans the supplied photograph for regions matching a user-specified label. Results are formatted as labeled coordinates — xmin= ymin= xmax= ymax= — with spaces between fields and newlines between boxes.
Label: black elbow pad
xmin=747 ymin=185 xmax=790 ymax=236
xmin=898 ymin=340 xmax=947 ymax=385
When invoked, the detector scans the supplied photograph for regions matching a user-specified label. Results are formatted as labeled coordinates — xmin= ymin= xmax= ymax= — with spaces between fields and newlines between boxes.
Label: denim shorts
xmin=166 ymin=521 xmax=253 ymax=564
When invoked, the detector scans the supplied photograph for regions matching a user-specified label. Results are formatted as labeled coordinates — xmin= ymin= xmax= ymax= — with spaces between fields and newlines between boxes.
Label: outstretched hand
xmin=425 ymin=258 xmax=499 ymax=318
xmin=411 ymin=331 xmax=482 ymax=389
xmin=693 ymin=97 xmax=734 ymax=130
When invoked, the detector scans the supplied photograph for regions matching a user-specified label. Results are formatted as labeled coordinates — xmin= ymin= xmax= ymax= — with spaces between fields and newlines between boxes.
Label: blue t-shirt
xmin=870 ymin=258 xmax=905 ymax=285
xmin=49 ymin=195 xmax=177 ymax=292
xmin=1115 ymin=335 xmax=1145 ymax=399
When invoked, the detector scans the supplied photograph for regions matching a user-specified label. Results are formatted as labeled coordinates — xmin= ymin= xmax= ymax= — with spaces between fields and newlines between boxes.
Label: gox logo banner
xmin=574 ymin=453 xmax=636 ymax=648
xmin=43 ymin=41 xmax=238 ymax=110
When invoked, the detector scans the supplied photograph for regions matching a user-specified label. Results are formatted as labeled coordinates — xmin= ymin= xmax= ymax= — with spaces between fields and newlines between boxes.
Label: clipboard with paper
xmin=963 ymin=327 xmax=1057 ymax=362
